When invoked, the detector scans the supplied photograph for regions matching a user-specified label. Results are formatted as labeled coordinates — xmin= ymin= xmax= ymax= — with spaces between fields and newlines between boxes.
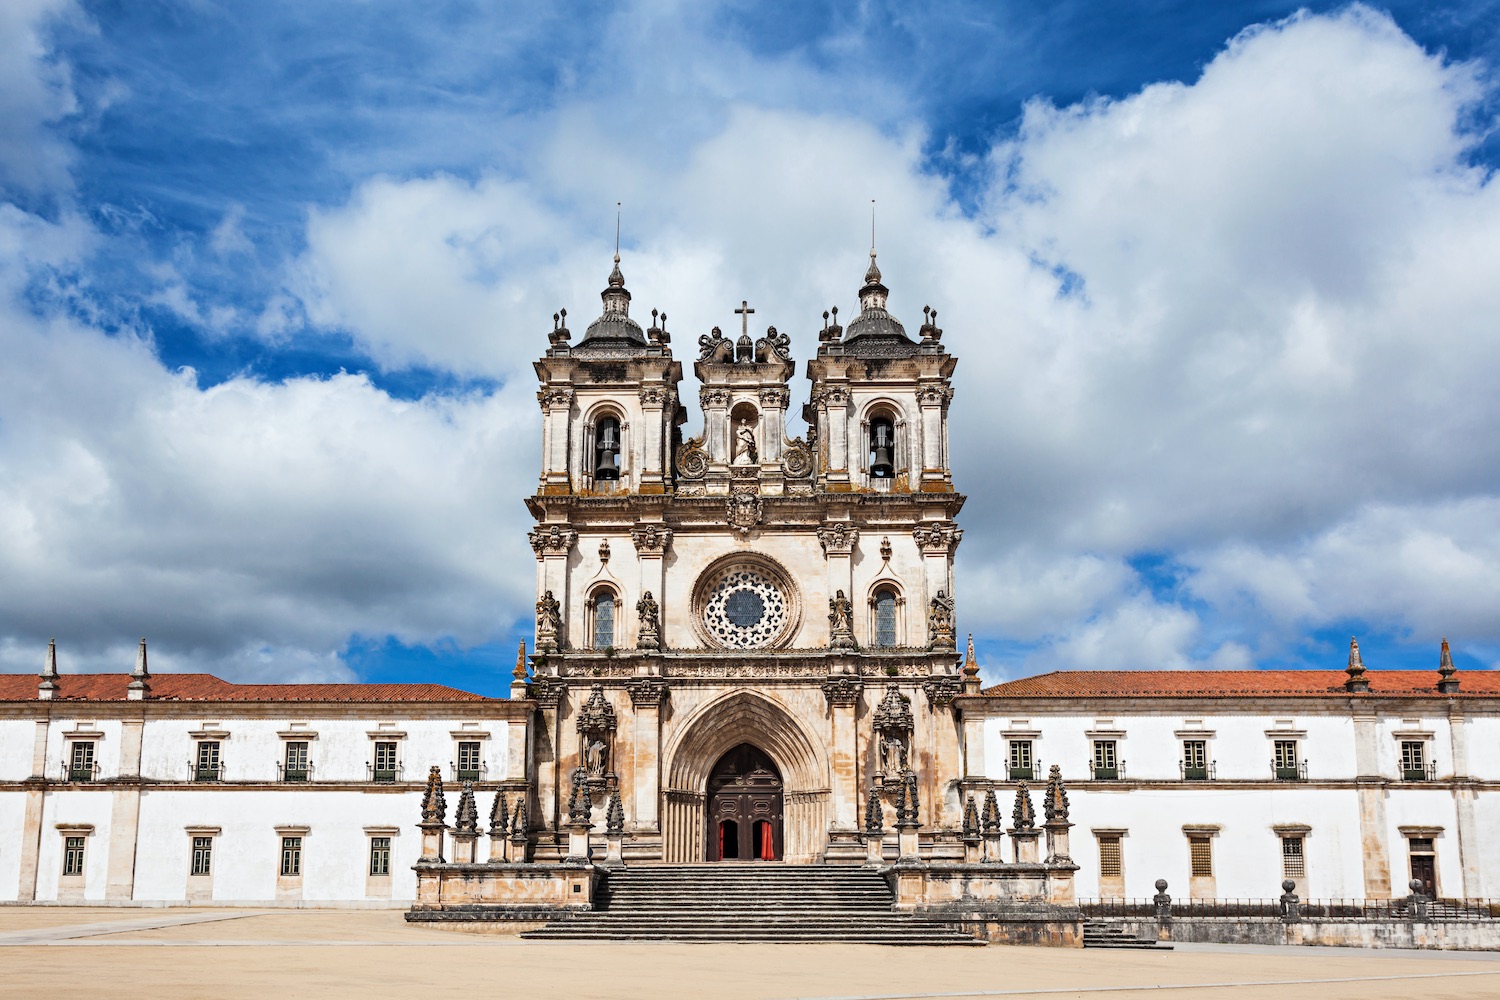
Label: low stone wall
xmin=927 ymin=907 xmax=1083 ymax=947
xmin=409 ymin=862 xmax=598 ymax=916
xmin=1113 ymin=918 xmax=1500 ymax=951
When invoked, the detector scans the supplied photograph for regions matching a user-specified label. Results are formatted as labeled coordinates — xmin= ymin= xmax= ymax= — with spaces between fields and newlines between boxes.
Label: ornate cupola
xmin=575 ymin=254 xmax=647 ymax=353
xmin=843 ymin=250 xmax=907 ymax=346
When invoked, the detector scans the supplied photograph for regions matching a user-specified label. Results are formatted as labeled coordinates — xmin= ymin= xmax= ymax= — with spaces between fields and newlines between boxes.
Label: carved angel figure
xmin=733 ymin=419 xmax=758 ymax=465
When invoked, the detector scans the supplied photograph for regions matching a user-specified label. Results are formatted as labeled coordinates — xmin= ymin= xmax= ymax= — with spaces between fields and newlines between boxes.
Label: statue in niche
xmin=828 ymin=589 xmax=855 ymax=649
xmin=733 ymin=418 xmax=758 ymax=466
xmin=879 ymin=732 xmax=909 ymax=779
xmin=636 ymin=591 xmax=661 ymax=650
xmin=536 ymin=590 xmax=562 ymax=651
xmin=585 ymin=736 xmax=609 ymax=779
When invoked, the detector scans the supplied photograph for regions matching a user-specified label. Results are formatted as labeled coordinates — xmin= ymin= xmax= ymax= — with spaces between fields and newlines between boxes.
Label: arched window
xmin=874 ymin=588 xmax=898 ymax=648
xmin=869 ymin=416 xmax=895 ymax=479
xmin=592 ymin=590 xmax=616 ymax=649
xmin=594 ymin=416 xmax=622 ymax=481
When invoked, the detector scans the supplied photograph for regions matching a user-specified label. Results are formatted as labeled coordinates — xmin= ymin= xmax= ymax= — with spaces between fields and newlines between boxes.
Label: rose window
xmin=702 ymin=567 xmax=789 ymax=648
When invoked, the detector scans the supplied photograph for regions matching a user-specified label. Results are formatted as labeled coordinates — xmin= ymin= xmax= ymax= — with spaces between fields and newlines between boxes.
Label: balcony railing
xmin=1272 ymin=759 xmax=1308 ymax=781
xmin=368 ymin=763 xmax=404 ymax=784
xmin=451 ymin=762 xmax=487 ymax=783
xmin=1180 ymin=760 xmax=1217 ymax=781
xmin=1089 ymin=760 xmax=1126 ymax=781
xmin=191 ymin=761 xmax=224 ymax=782
xmin=61 ymin=762 xmax=100 ymax=783
xmin=278 ymin=762 xmax=314 ymax=783
xmin=1009 ymin=762 xmax=1038 ymax=781
xmin=1402 ymin=760 xmax=1438 ymax=782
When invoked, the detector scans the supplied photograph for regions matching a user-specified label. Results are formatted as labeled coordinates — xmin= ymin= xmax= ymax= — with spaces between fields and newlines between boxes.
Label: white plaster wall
xmin=0 ymin=717 xmax=38 ymax=781
xmin=1069 ymin=786 xmax=1366 ymax=900
xmin=1385 ymin=787 xmax=1462 ymax=893
xmin=133 ymin=789 xmax=423 ymax=902
xmin=44 ymin=717 xmax=126 ymax=781
xmin=1466 ymin=717 xmax=1500 ymax=779
xmin=34 ymin=789 xmax=114 ymax=901
xmin=1375 ymin=714 xmax=1453 ymax=779
xmin=0 ymin=791 xmax=30 ymax=900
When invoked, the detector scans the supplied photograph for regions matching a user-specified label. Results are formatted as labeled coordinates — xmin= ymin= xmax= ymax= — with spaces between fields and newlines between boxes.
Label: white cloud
xmin=0 ymin=0 xmax=82 ymax=197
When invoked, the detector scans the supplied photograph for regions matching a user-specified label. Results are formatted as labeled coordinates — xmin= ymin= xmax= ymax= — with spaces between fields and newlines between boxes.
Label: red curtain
xmin=758 ymin=821 xmax=774 ymax=861
xmin=718 ymin=821 xmax=725 ymax=860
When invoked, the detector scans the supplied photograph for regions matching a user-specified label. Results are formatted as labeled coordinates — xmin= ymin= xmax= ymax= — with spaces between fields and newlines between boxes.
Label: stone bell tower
xmin=523 ymin=248 xmax=967 ymax=866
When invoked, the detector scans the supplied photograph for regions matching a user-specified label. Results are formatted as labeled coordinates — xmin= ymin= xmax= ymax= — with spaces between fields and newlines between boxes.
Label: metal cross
xmin=734 ymin=300 xmax=755 ymax=338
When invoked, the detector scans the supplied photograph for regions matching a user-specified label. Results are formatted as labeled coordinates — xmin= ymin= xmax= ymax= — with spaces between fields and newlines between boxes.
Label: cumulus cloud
xmin=2 ymin=3 xmax=1498 ymax=682
xmin=0 ymin=0 xmax=82 ymax=197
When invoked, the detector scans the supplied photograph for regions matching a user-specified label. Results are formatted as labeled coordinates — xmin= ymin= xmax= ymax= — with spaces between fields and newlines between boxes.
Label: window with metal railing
xmin=1181 ymin=739 xmax=1211 ymax=780
xmin=1090 ymin=740 xmax=1121 ymax=780
xmin=194 ymin=741 xmax=222 ymax=782
xmin=281 ymin=741 xmax=311 ymax=782
xmin=1400 ymin=741 xmax=1432 ymax=781
xmin=67 ymin=741 xmax=97 ymax=783
xmin=1009 ymin=740 xmax=1034 ymax=781
xmin=455 ymin=741 xmax=483 ymax=782
xmin=1272 ymin=740 xmax=1304 ymax=780
xmin=371 ymin=741 xmax=400 ymax=783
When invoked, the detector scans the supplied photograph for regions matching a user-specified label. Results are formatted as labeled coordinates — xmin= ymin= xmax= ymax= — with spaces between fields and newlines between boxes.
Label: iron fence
xmin=1080 ymin=896 xmax=1500 ymax=922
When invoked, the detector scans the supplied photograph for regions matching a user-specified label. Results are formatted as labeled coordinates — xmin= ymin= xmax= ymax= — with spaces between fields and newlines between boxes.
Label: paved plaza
xmin=1 ymin=908 xmax=1499 ymax=999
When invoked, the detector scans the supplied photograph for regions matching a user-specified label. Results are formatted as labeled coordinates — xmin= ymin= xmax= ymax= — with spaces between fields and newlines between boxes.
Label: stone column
xmin=817 ymin=522 xmax=857 ymax=640
xmin=1449 ymin=708 xmax=1482 ymax=897
xmin=16 ymin=719 xmax=48 ymax=901
xmin=630 ymin=526 xmax=671 ymax=648
xmin=532 ymin=679 xmax=567 ymax=836
xmin=913 ymin=521 xmax=961 ymax=617
xmin=1352 ymin=710 xmax=1392 ymax=898
xmin=915 ymin=381 xmax=950 ymax=490
xmin=105 ymin=717 xmax=145 ymax=900
xmin=822 ymin=385 xmax=851 ymax=489
xmin=538 ymin=386 xmax=573 ymax=494
xmin=922 ymin=677 xmax=963 ymax=829
xmin=758 ymin=386 xmax=788 ymax=464
xmin=528 ymin=525 xmax=576 ymax=651
xmin=822 ymin=677 xmax=863 ymax=834
xmin=627 ymin=678 xmax=668 ymax=835
xmin=637 ymin=386 xmax=670 ymax=494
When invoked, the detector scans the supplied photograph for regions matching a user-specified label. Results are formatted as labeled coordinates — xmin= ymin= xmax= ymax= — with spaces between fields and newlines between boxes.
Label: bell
xmin=595 ymin=425 xmax=620 ymax=481
xmin=870 ymin=423 xmax=894 ymax=478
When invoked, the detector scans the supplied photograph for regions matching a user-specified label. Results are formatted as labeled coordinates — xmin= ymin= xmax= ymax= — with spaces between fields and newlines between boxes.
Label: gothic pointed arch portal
xmin=661 ymin=691 xmax=830 ymax=863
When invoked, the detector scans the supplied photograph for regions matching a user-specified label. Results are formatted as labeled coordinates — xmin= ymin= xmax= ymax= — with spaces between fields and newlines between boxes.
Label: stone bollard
xmin=1407 ymin=879 xmax=1430 ymax=923
xmin=1279 ymin=879 xmax=1301 ymax=923
xmin=1153 ymin=878 xmax=1173 ymax=940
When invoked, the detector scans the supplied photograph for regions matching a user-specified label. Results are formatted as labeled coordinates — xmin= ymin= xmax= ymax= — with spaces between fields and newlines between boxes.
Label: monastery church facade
xmin=2 ymin=253 xmax=1498 ymax=910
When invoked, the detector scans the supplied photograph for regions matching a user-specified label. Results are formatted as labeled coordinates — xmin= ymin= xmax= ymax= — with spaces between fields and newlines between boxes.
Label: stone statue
xmin=879 ymin=733 xmax=908 ymax=779
xmin=585 ymin=736 xmax=608 ymax=778
xmin=536 ymin=590 xmax=562 ymax=652
xmin=636 ymin=591 xmax=661 ymax=650
xmin=828 ymin=589 xmax=855 ymax=648
xmin=733 ymin=418 xmax=758 ymax=466
xmin=927 ymin=590 xmax=956 ymax=652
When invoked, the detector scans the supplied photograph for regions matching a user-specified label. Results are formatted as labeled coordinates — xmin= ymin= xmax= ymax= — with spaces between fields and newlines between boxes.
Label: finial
xmin=513 ymin=640 xmax=527 ymax=681
xmin=964 ymin=633 xmax=979 ymax=679
xmin=870 ymin=198 xmax=876 ymax=253
xmin=1344 ymin=636 xmax=1369 ymax=693
xmin=129 ymin=637 xmax=151 ymax=699
xmin=615 ymin=201 xmax=621 ymax=257
xmin=1438 ymin=637 xmax=1460 ymax=693
xmin=39 ymin=638 xmax=58 ymax=700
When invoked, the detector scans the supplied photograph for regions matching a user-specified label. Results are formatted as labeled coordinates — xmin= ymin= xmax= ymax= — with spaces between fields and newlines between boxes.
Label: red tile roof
xmin=0 ymin=673 xmax=493 ymax=703
xmin=981 ymin=670 xmax=1500 ymax=699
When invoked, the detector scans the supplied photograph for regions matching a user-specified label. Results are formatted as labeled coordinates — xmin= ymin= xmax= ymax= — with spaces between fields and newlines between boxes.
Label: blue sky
xmin=2 ymin=1 xmax=1499 ymax=694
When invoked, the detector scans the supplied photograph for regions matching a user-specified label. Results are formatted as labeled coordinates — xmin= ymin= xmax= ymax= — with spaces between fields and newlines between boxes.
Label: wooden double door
xmin=708 ymin=743 xmax=783 ymax=862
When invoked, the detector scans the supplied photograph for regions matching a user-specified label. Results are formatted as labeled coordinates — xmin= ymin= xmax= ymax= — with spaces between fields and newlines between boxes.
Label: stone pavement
xmin=1 ymin=908 xmax=1498 ymax=999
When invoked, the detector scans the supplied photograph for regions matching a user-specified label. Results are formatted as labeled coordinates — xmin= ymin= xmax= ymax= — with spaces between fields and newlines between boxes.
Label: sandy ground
xmin=1 ymin=909 xmax=1499 ymax=999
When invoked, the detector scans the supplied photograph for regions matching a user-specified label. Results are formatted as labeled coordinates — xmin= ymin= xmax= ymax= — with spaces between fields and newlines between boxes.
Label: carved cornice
xmin=759 ymin=387 xmax=790 ymax=408
xmin=629 ymin=525 xmax=673 ymax=554
xmin=821 ymin=676 xmax=863 ymax=707
xmin=639 ymin=387 xmax=674 ymax=408
xmin=816 ymin=522 xmax=859 ymax=555
xmin=531 ymin=677 xmax=568 ymax=709
xmin=529 ymin=525 xmax=578 ymax=554
xmin=538 ymin=387 xmax=574 ymax=411
xmin=816 ymin=386 xmax=851 ymax=407
xmin=912 ymin=522 xmax=962 ymax=554
xmin=626 ymin=677 xmax=670 ymax=708
xmin=915 ymin=383 xmax=953 ymax=406
xmin=923 ymin=676 xmax=962 ymax=708
xmin=700 ymin=387 xmax=731 ymax=409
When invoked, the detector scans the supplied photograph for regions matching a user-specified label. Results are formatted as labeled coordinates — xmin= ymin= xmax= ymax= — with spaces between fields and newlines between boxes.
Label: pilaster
xmin=627 ymin=678 xmax=668 ymax=834
xmin=822 ymin=676 xmax=863 ymax=831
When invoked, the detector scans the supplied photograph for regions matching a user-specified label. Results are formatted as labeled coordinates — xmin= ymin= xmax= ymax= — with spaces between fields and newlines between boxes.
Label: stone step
xmin=1081 ymin=921 xmax=1172 ymax=950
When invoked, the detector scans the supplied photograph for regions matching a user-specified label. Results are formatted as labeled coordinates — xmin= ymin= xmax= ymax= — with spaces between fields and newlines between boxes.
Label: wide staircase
xmin=1082 ymin=920 xmax=1172 ymax=949
xmin=520 ymin=865 xmax=984 ymax=945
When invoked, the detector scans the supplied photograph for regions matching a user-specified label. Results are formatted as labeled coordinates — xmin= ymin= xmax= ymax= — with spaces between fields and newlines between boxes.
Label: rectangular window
xmin=1182 ymin=740 xmax=1207 ymax=780
xmin=1189 ymin=836 xmax=1213 ymax=877
xmin=1098 ymin=835 xmax=1123 ymax=878
xmin=196 ymin=740 xmax=221 ymax=781
xmin=280 ymin=837 xmax=302 ymax=877
xmin=283 ymin=741 xmax=310 ymax=782
xmin=369 ymin=837 xmax=392 ymax=877
xmin=1092 ymin=740 xmax=1118 ymax=780
xmin=1401 ymin=741 xmax=1428 ymax=781
xmin=191 ymin=836 xmax=213 ymax=877
xmin=1281 ymin=836 xmax=1306 ymax=879
xmin=69 ymin=741 xmax=96 ymax=782
xmin=62 ymin=836 xmax=86 ymax=877
xmin=1273 ymin=740 xmax=1300 ymax=780
xmin=456 ymin=741 xmax=483 ymax=781
xmin=1008 ymin=740 xmax=1034 ymax=780
xmin=373 ymin=742 xmax=399 ymax=783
